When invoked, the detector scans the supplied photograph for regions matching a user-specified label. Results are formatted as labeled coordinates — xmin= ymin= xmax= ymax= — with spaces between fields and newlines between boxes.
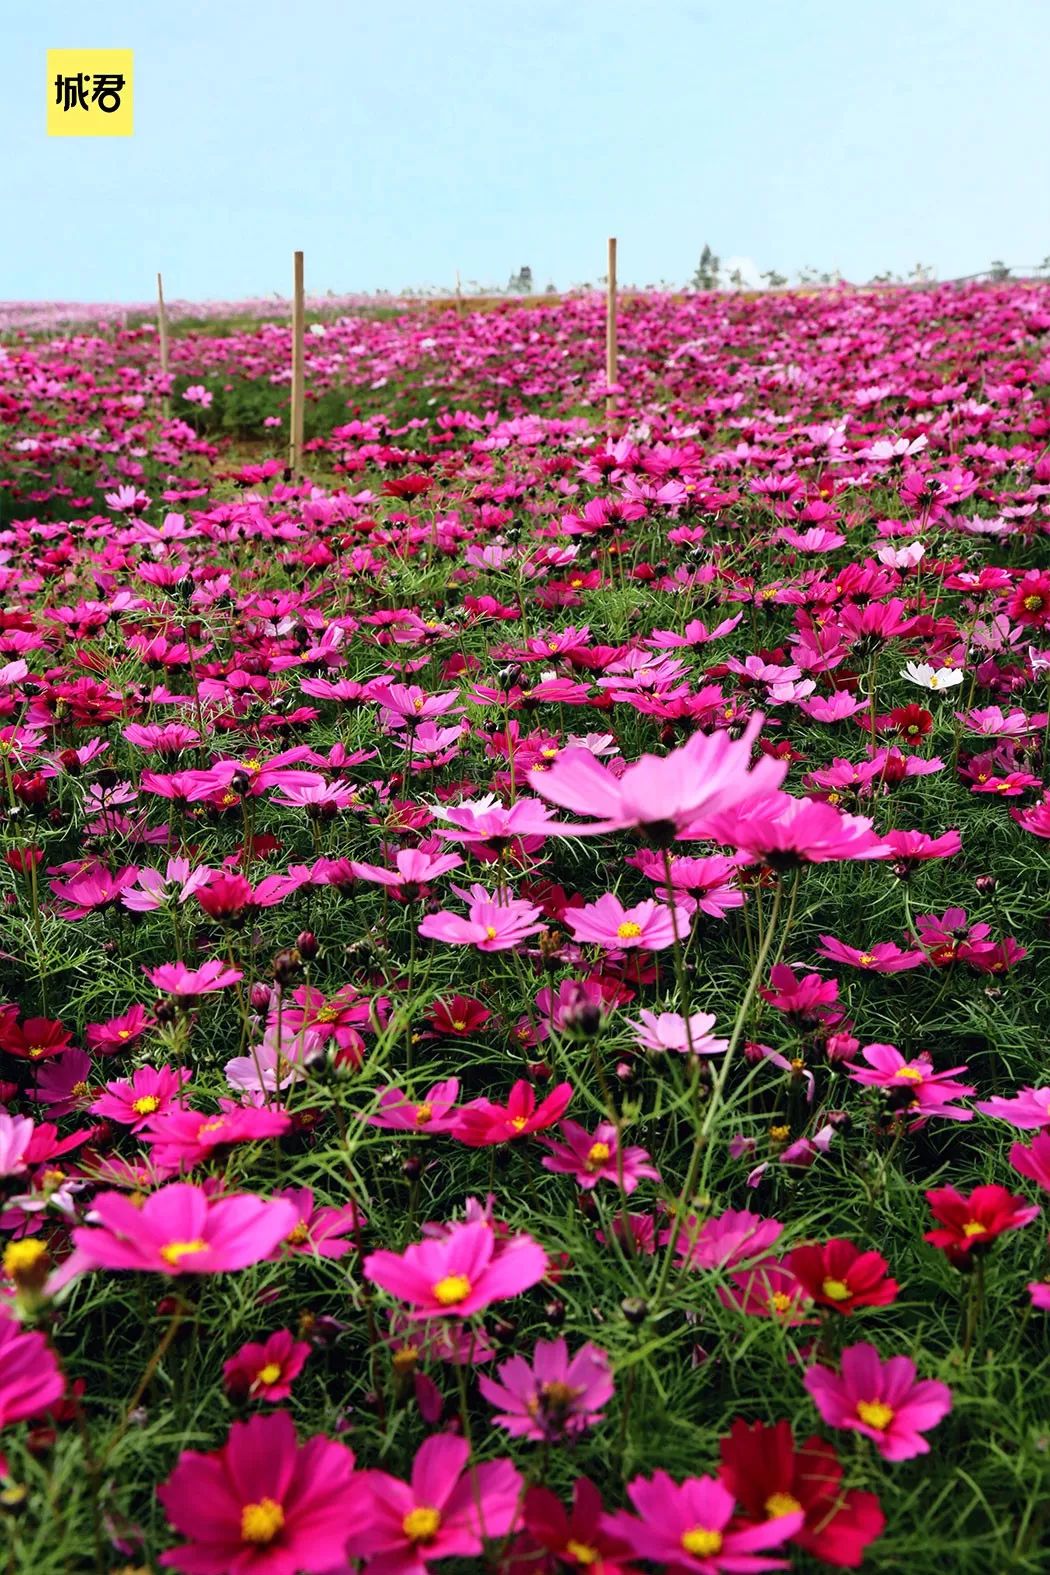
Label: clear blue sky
xmin=5 ymin=0 xmax=1048 ymax=302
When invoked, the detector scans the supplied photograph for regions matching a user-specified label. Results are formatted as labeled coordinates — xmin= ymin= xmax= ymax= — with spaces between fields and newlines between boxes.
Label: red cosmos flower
xmin=924 ymin=1184 xmax=1040 ymax=1262
xmin=787 ymin=1239 xmax=899 ymax=1315
xmin=1007 ymin=569 xmax=1050 ymax=626
xmin=425 ymin=994 xmax=491 ymax=1037
xmin=718 ymin=1419 xmax=886 ymax=1569
xmin=523 ymin=1478 xmax=638 ymax=1573
xmin=453 ymin=1079 xmax=573 ymax=1147
xmin=886 ymin=703 xmax=933 ymax=745
xmin=0 ymin=1010 xmax=75 ymax=1063
xmin=223 ymin=1329 xmax=311 ymax=1403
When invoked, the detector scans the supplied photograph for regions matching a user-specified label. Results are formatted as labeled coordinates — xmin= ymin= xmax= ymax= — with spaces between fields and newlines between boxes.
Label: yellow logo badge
xmin=48 ymin=51 xmax=133 ymax=136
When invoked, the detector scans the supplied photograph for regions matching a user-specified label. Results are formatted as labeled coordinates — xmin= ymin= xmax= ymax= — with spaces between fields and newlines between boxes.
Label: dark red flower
xmin=719 ymin=1418 xmax=885 ymax=1568
xmin=788 ymin=1238 xmax=899 ymax=1314
xmin=924 ymin=1184 xmax=1039 ymax=1263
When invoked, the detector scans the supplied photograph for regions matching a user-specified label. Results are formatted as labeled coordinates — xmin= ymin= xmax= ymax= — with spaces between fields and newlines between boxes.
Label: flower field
xmin=1 ymin=280 xmax=1050 ymax=1572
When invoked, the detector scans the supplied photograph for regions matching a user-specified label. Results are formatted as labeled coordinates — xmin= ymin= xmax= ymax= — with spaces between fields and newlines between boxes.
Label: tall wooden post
xmin=606 ymin=236 xmax=618 ymax=417
xmin=289 ymin=250 xmax=305 ymax=474
xmin=156 ymin=271 xmax=170 ymax=416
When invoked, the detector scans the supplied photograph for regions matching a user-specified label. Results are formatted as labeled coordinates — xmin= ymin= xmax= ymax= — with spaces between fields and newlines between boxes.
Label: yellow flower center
xmin=71 ymin=1081 xmax=90 ymax=1097
xmin=314 ymin=1005 xmax=340 ymax=1023
xmin=765 ymin=1491 xmax=801 ymax=1518
xmin=132 ymin=1094 xmax=160 ymax=1115
xmin=566 ymin=1540 xmax=600 ymax=1565
xmin=451 ymin=1018 xmax=466 ymax=1029
xmin=414 ymin=1102 xmax=433 ymax=1125
xmin=769 ymin=1124 xmax=790 ymax=1143
xmin=3 ymin=1239 xmax=47 ymax=1278
xmin=586 ymin=1141 xmax=612 ymax=1169
xmin=402 ymin=1506 xmax=441 ymax=1542
xmin=681 ymin=1528 xmax=724 ymax=1557
xmin=432 ymin=1274 xmax=471 ymax=1307
xmin=241 ymin=1497 xmax=284 ymax=1544
xmin=770 ymin=1291 xmax=794 ymax=1314
xmin=897 ymin=1066 xmax=924 ymax=1082
xmin=510 ymin=1116 xmax=528 ymax=1131
xmin=485 ymin=925 xmax=498 ymax=940
xmin=196 ymin=1118 xmax=227 ymax=1136
xmin=819 ymin=1275 xmax=853 ymax=1302
xmin=392 ymin=1344 xmax=419 ymax=1375
xmin=286 ymin=1221 xmax=309 ymax=1245
xmin=1024 ymin=594 xmax=1043 ymax=611
xmin=256 ymin=1362 xmax=282 ymax=1385
xmin=858 ymin=952 xmax=876 ymax=967
xmin=962 ymin=1220 xmax=987 ymax=1238
xmin=616 ymin=920 xmax=642 ymax=940
xmin=856 ymin=1399 xmax=894 ymax=1430
xmin=159 ymin=1238 xmax=208 ymax=1265
xmin=116 ymin=1028 xmax=131 ymax=1039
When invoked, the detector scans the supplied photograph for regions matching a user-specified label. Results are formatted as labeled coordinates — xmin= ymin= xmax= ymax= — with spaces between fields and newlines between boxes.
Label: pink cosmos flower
xmin=669 ymin=1209 xmax=784 ymax=1272
xmin=49 ymin=864 xmax=137 ymax=919
xmin=90 ymin=1064 xmax=192 ymax=1131
xmin=157 ymin=1410 xmax=360 ymax=1575
xmin=348 ymin=1433 xmax=522 ymax=1572
xmin=610 ymin=1470 xmax=802 ymax=1572
xmin=848 ymin=1044 xmax=975 ymax=1122
xmin=85 ymin=1003 xmax=155 ymax=1054
xmin=363 ymin=1218 xmax=548 ymax=1318
xmin=348 ymin=848 xmax=462 ymax=890
xmin=804 ymin=1343 xmax=952 ymax=1461
xmin=27 ymin=1047 xmax=94 ymax=1116
xmin=223 ymin=1330 xmax=312 ymax=1403
xmin=146 ymin=959 xmax=244 ymax=997
xmin=704 ymin=795 xmax=889 ymax=868
xmin=528 ymin=712 xmax=786 ymax=843
xmin=816 ymin=936 xmax=927 ymax=973
xmin=431 ymin=794 xmax=558 ymax=851
xmin=452 ymin=1079 xmax=573 ymax=1146
xmin=630 ymin=1009 xmax=728 ymax=1056
xmin=759 ymin=964 xmax=838 ymax=1019
xmin=565 ymin=894 xmax=689 ymax=952
xmin=976 ymin=1085 xmax=1050 ymax=1129
xmin=881 ymin=828 xmax=962 ymax=872
xmin=418 ymin=888 xmax=544 ymax=951
xmin=369 ymin=1079 xmax=461 ymax=1133
xmin=1010 ymin=1132 xmax=1050 ymax=1191
xmin=0 ymin=1112 xmax=36 ymax=1178
xmin=0 ymin=1310 xmax=66 ymax=1425
xmin=141 ymin=1102 xmax=292 ymax=1172
xmin=541 ymin=1120 xmax=660 ymax=1192
xmin=270 ymin=1188 xmax=365 ymax=1259
xmin=478 ymin=1336 xmax=614 ymax=1441
xmin=71 ymin=1183 xmax=299 ymax=1277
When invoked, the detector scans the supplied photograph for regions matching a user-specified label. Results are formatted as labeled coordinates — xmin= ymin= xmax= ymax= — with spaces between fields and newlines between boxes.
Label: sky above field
xmin=6 ymin=0 xmax=1049 ymax=302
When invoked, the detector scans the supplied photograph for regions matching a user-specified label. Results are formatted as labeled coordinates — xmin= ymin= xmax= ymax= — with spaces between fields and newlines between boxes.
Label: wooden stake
xmin=156 ymin=272 xmax=170 ymax=416
xmin=289 ymin=250 xmax=305 ymax=474
xmin=606 ymin=236 xmax=618 ymax=417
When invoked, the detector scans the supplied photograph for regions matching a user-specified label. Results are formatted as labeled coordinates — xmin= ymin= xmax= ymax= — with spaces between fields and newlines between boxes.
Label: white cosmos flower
xmin=901 ymin=661 xmax=964 ymax=692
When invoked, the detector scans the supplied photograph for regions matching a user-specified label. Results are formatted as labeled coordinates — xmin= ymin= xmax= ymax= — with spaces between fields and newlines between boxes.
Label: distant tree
xmin=727 ymin=267 xmax=746 ymax=290
xmin=761 ymin=269 xmax=788 ymax=289
xmin=989 ymin=259 xmax=1011 ymax=282
xmin=507 ymin=266 xmax=533 ymax=295
xmin=692 ymin=244 xmax=721 ymax=290
xmin=909 ymin=262 xmax=936 ymax=283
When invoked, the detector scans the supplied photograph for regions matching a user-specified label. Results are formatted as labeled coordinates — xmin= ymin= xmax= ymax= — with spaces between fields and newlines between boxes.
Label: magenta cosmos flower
xmin=609 ymin=1470 xmax=802 ymax=1572
xmin=453 ymin=1078 xmax=573 ymax=1147
xmin=89 ymin=1064 xmax=191 ymax=1131
xmin=804 ymin=1343 xmax=952 ymax=1461
xmin=976 ymin=1085 xmax=1050 ymax=1129
xmin=528 ymin=712 xmax=786 ymax=844
xmin=71 ymin=1182 xmax=299 ymax=1276
xmin=541 ymin=1120 xmax=660 ymax=1193
xmin=0 ymin=1309 xmax=66 ymax=1425
xmin=479 ymin=1336 xmax=613 ymax=1442
xmin=348 ymin=1433 xmax=522 ymax=1573
xmin=368 ymin=1078 xmax=461 ymax=1133
xmin=157 ymin=1410 xmax=360 ymax=1575
xmin=223 ymin=1329 xmax=311 ymax=1403
xmin=704 ymin=795 xmax=889 ymax=868
xmin=847 ymin=1043 xmax=975 ymax=1122
xmin=363 ymin=1218 xmax=547 ymax=1318
xmin=565 ymin=894 xmax=689 ymax=952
